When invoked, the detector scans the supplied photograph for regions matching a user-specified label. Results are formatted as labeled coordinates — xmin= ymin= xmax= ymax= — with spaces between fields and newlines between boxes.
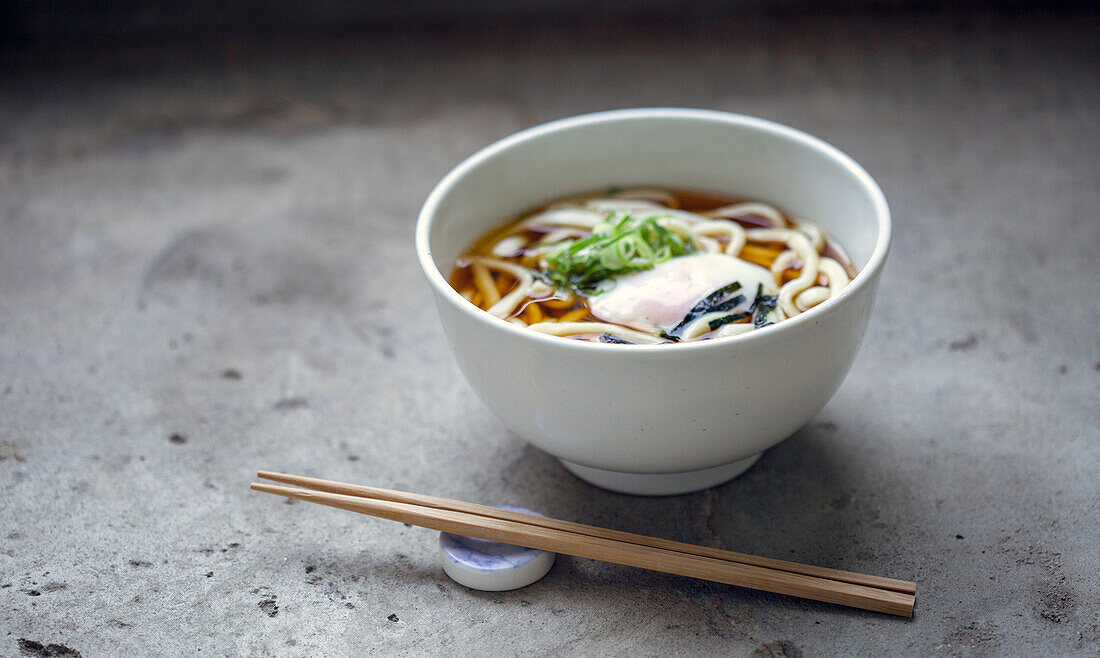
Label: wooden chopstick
xmin=251 ymin=476 xmax=915 ymax=617
xmin=257 ymin=470 xmax=915 ymax=595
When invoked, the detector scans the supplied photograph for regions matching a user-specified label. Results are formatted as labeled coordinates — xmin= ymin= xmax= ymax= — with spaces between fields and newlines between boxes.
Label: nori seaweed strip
xmin=708 ymin=312 xmax=751 ymax=332
xmin=711 ymin=294 xmax=746 ymax=313
xmin=749 ymin=283 xmax=778 ymax=328
xmin=698 ymin=281 xmax=743 ymax=310
xmin=598 ymin=333 xmax=632 ymax=344
xmin=666 ymin=282 xmax=745 ymax=338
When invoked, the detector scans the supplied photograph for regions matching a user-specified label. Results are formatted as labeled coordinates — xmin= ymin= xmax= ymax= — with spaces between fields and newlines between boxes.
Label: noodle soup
xmin=450 ymin=187 xmax=856 ymax=345
xmin=417 ymin=108 xmax=891 ymax=493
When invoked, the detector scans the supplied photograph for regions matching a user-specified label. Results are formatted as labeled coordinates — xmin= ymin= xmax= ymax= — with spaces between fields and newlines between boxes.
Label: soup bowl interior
xmin=416 ymin=109 xmax=890 ymax=495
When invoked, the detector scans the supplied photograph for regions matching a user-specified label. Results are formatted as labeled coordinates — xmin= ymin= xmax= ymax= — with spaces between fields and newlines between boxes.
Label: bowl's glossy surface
xmin=416 ymin=108 xmax=890 ymax=495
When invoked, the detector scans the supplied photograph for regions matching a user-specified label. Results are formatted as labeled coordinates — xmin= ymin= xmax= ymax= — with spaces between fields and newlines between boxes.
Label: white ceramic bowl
xmin=416 ymin=108 xmax=890 ymax=495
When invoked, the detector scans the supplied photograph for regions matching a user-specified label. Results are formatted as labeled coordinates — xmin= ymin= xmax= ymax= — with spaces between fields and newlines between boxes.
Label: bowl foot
xmin=558 ymin=453 xmax=763 ymax=496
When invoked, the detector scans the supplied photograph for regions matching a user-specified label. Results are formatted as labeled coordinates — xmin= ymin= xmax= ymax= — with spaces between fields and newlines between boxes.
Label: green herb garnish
xmin=544 ymin=212 xmax=693 ymax=294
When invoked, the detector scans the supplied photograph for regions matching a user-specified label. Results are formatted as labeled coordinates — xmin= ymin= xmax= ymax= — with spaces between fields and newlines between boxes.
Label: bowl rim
xmin=415 ymin=107 xmax=892 ymax=353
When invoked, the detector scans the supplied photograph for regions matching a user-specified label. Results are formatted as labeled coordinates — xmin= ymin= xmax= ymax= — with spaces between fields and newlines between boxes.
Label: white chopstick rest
xmin=438 ymin=506 xmax=556 ymax=591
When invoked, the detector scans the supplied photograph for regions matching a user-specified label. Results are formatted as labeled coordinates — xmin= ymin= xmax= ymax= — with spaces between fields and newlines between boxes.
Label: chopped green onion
xmin=544 ymin=212 xmax=694 ymax=294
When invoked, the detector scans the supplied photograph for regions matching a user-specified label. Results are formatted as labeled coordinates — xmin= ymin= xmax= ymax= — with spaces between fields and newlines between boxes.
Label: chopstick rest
xmin=439 ymin=506 xmax=556 ymax=591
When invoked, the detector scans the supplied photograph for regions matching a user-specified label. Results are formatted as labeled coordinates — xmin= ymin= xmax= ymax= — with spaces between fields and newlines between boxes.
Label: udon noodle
xmin=449 ymin=188 xmax=856 ymax=345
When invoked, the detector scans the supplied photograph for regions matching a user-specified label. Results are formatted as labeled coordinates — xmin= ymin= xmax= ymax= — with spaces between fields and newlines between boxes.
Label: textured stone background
xmin=1 ymin=7 xmax=1097 ymax=656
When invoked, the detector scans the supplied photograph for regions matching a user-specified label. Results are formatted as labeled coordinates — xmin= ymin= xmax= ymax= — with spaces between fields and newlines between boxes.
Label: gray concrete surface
xmin=2 ymin=8 xmax=1098 ymax=656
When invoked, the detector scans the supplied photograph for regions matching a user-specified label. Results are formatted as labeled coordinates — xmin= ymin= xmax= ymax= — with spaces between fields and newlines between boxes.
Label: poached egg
xmin=588 ymin=253 xmax=778 ymax=333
